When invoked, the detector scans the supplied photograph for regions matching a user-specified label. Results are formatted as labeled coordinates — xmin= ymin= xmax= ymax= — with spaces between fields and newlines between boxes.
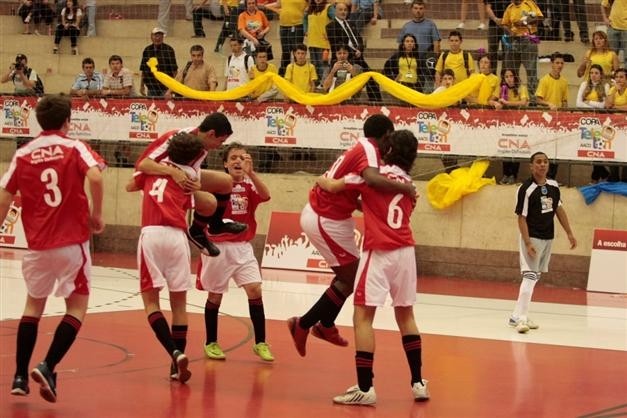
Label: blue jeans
xmin=607 ymin=27 xmax=627 ymax=68
xmin=308 ymin=47 xmax=327 ymax=83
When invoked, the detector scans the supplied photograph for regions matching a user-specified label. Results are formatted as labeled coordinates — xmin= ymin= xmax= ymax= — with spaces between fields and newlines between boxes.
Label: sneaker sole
xmin=30 ymin=369 xmax=56 ymax=403
xmin=176 ymin=355 xmax=191 ymax=384
xmin=205 ymin=353 xmax=226 ymax=360
xmin=10 ymin=388 xmax=29 ymax=396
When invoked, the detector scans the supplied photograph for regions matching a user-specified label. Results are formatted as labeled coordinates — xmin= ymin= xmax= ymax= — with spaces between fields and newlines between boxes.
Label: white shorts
xmin=22 ymin=241 xmax=91 ymax=299
xmin=196 ymin=241 xmax=261 ymax=293
xmin=519 ymin=236 xmax=552 ymax=273
xmin=353 ymin=246 xmax=417 ymax=307
xmin=300 ymin=203 xmax=359 ymax=267
xmin=138 ymin=226 xmax=191 ymax=292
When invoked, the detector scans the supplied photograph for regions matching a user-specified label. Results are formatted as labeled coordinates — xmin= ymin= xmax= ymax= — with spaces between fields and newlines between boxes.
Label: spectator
xmin=17 ymin=0 xmax=34 ymax=34
xmin=457 ymin=0 xmax=486 ymax=30
xmin=497 ymin=68 xmax=529 ymax=184
xmin=536 ymin=52 xmax=567 ymax=180
xmin=264 ymin=0 xmax=308 ymax=77
xmin=326 ymin=1 xmax=382 ymax=101
xmin=212 ymin=0 xmax=241 ymax=51
xmin=84 ymin=0 xmax=96 ymax=36
xmin=157 ymin=0 xmax=194 ymax=34
xmin=350 ymin=0 xmax=380 ymax=35
xmin=322 ymin=44 xmax=361 ymax=93
xmin=139 ymin=27 xmax=178 ymax=97
xmin=433 ymin=69 xmax=458 ymax=173
xmin=53 ymin=0 xmax=82 ymax=55
xmin=383 ymin=34 xmax=421 ymax=91
xmin=238 ymin=0 xmax=271 ymax=57
xmin=0 ymin=53 xmax=39 ymax=95
xmin=601 ymin=0 xmax=626 ymax=68
xmin=29 ymin=0 xmax=55 ymax=35
xmin=285 ymin=44 xmax=318 ymax=93
xmin=434 ymin=30 xmax=475 ymax=87
xmin=165 ymin=45 xmax=218 ymax=99
xmin=501 ymin=0 xmax=542 ymax=103
xmin=305 ymin=0 xmax=335 ymax=82
xmin=102 ymin=55 xmax=135 ymax=96
xmin=249 ymin=47 xmax=279 ymax=102
xmin=484 ymin=0 xmax=509 ymax=75
xmin=606 ymin=70 xmax=627 ymax=182
xmin=550 ymin=0 xmax=589 ymax=43
xmin=225 ymin=36 xmax=255 ymax=90
xmin=468 ymin=55 xmax=500 ymax=106
xmin=192 ymin=0 xmax=220 ymax=38
xmin=70 ymin=57 xmax=104 ymax=97
xmin=576 ymin=64 xmax=610 ymax=109
xmin=396 ymin=0 xmax=441 ymax=92
xmin=577 ymin=31 xmax=620 ymax=82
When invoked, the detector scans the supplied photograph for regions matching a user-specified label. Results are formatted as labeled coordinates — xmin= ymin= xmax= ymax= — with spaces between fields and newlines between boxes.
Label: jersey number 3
xmin=41 ymin=168 xmax=62 ymax=207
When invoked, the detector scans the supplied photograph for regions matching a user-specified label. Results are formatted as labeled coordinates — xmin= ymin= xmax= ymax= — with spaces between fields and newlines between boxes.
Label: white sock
xmin=513 ymin=273 xmax=538 ymax=321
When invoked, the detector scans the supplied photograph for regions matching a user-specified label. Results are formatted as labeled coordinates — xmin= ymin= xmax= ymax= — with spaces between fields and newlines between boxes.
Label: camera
xmin=14 ymin=62 xmax=24 ymax=71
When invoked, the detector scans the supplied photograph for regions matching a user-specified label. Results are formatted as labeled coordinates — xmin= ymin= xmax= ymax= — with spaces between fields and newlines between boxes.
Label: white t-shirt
xmin=225 ymin=53 xmax=254 ymax=90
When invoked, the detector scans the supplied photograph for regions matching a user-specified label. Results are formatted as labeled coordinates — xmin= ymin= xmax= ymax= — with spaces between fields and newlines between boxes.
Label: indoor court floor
xmin=1 ymin=249 xmax=626 ymax=418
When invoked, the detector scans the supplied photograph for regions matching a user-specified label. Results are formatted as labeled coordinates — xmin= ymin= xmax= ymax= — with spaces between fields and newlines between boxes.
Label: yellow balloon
xmin=147 ymin=57 xmax=489 ymax=109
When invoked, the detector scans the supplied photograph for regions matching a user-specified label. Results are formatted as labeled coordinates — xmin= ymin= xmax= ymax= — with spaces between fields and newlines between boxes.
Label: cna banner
xmin=262 ymin=211 xmax=364 ymax=273
xmin=1 ymin=96 xmax=625 ymax=162
xmin=0 ymin=195 xmax=27 ymax=249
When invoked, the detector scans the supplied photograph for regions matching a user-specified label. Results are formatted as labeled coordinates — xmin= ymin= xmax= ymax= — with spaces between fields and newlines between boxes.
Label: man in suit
xmin=326 ymin=2 xmax=382 ymax=103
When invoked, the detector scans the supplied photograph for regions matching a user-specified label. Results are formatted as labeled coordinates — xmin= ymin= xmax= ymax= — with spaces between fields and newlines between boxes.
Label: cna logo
xmin=497 ymin=135 xmax=531 ymax=155
xmin=30 ymin=145 xmax=64 ymax=164
xmin=129 ymin=103 xmax=158 ymax=140
xmin=415 ymin=112 xmax=451 ymax=152
xmin=1 ymin=99 xmax=30 ymax=135
xmin=339 ymin=130 xmax=360 ymax=148
xmin=68 ymin=121 xmax=92 ymax=139
xmin=264 ymin=107 xmax=296 ymax=145
xmin=576 ymin=118 xmax=615 ymax=159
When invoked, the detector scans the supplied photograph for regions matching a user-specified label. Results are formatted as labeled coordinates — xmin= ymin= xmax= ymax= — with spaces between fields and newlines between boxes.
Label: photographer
xmin=1 ymin=54 xmax=38 ymax=95
xmin=322 ymin=44 xmax=362 ymax=93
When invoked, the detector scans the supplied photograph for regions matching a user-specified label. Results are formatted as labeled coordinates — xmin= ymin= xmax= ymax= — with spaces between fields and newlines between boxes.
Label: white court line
xmin=1 ymin=261 xmax=625 ymax=352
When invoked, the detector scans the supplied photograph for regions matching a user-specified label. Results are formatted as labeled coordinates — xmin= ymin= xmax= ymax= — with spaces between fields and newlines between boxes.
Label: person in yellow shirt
xmin=467 ymin=55 xmax=499 ymax=106
xmin=305 ymin=0 xmax=335 ymax=82
xmin=576 ymin=31 xmax=620 ymax=81
xmin=536 ymin=51 xmax=567 ymax=180
xmin=576 ymin=64 xmax=610 ymax=109
xmin=605 ymin=68 xmax=627 ymax=182
xmin=601 ymin=0 xmax=626 ymax=68
xmin=249 ymin=47 xmax=279 ymax=102
xmin=501 ymin=0 xmax=543 ymax=100
xmin=434 ymin=30 xmax=475 ymax=87
xmin=285 ymin=44 xmax=318 ymax=93
xmin=265 ymin=0 xmax=308 ymax=76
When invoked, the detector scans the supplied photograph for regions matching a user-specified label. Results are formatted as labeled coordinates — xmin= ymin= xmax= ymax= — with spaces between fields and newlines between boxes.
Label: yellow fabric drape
xmin=426 ymin=160 xmax=496 ymax=209
xmin=147 ymin=57 xmax=491 ymax=109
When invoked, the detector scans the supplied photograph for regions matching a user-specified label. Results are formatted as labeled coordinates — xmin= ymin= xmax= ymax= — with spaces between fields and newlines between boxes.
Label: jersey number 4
xmin=149 ymin=178 xmax=168 ymax=203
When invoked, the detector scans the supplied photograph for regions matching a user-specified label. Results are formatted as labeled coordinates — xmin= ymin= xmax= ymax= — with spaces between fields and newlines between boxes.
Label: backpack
xmin=181 ymin=61 xmax=193 ymax=82
xmin=439 ymin=50 xmax=472 ymax=77
xmin=227 ymin=54 xmax=253 ymax=72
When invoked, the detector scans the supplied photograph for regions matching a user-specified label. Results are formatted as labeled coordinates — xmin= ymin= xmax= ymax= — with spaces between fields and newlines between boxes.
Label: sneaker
xmin=11 ymin=375 xmax=29 ymax=396
xmin=508 ymin=316 xmax=529 ymax=333
xmin=456 ymin=22 xmax=465 ymax=29
xmin=287 ymin=316 xmax=309 ymax=357
xmin=52 ymin=47 xmax=58 ymax=54
xmin=477 ymin=23 xmax=486 ymax=30
xmin=71 ymin=47 xmax=78 ymax=55
xmin=172 ymin=350 xmax=191 ymax=384
xmin=30 ymin=362 xmax=57 ymax=403
xmin=412 ymin=379 xmax=430 ymax=401
xmin=204 ymin=342 xmax=226 ymax=360
xmin=252 ymin=342 xmax=275 ymax=362
xmin=333 ymin=385 xmax=376 ymax=405
xmin=525 ymin=318 xmax=539 ymax=330
xmin=187 ymin=224 xmax=220 ymax=257
xmin=311 ymin=323 xmax=349 ymax=347
xmin=209 ymin=221 xmax=248 ymax=236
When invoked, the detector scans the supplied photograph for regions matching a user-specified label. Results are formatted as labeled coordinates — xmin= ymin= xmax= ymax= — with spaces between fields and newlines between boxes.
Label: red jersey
xmin=141 ymin=164 xmax=194 ymax=230
xmin=133 ymin=127 xmax=207 ymax=187
xmin=0 ymin=131 xmax=103 ymax=250
xmin=212 ymin=178 xmax=269 ymax=243
xmin=309 ymin=137 xmax=381 ymax=220
xmin=345 ymin=165 xmax=415 ymax=250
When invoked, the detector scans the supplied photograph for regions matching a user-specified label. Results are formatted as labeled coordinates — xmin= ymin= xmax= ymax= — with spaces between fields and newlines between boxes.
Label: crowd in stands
xmin=3 ymin=0 xmax=626 ymax=181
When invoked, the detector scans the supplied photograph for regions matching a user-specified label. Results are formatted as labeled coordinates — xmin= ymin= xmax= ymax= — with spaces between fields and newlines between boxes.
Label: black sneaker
xmin=209 ymin=221 xmax=248 ymax=236
xmin=172 ymin=350 xmax=191 ymax=384
xmin=187 ymin=224 xmax=220 ymax=257
xmin=10 ymin=375 xmax=29 ymax=396
xmin=30 ymin=362 xmax=57 ymax=403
